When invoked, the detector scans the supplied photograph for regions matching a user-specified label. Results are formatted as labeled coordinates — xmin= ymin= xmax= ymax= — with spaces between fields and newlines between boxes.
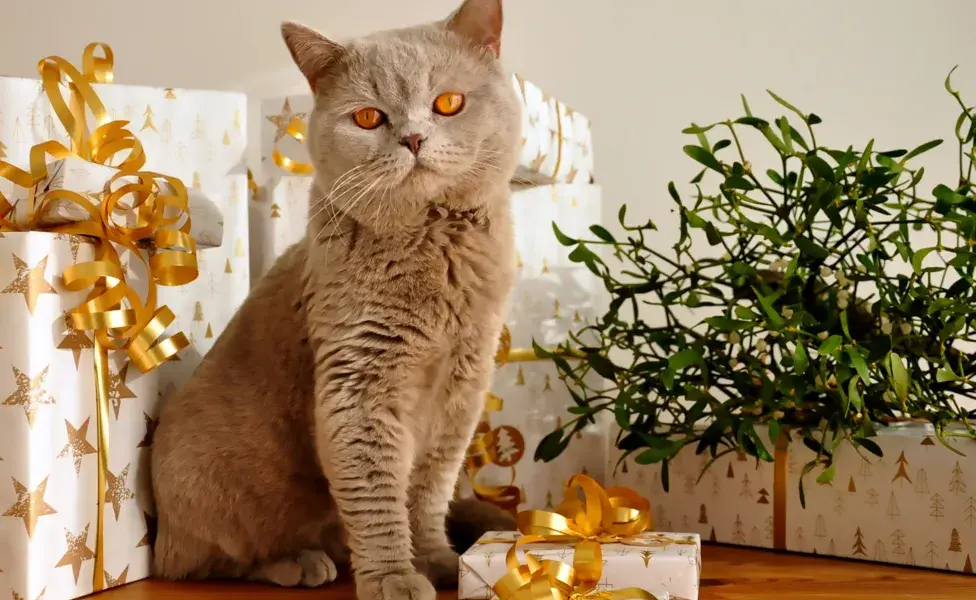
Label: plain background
xmin=2 ymin=0 xmax=975 ymax=238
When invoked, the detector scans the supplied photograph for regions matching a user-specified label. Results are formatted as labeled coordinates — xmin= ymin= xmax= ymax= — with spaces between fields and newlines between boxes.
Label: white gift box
xmin=249 ymin=175 xmax=310 ymax=282
xmin=610 ymin=423 xmax=976 ymax=575
xmin=459 ymin=184 xmax=608 ymax=512
xmin=459 ymin=531 xmax=701 ymax=600
xmin=0 ymin=232 xmax=160 ymax=599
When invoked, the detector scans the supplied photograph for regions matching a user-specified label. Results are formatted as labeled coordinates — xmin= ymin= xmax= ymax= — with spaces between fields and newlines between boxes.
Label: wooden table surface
xmin=101 ymin=544 xmax=976 ymax=599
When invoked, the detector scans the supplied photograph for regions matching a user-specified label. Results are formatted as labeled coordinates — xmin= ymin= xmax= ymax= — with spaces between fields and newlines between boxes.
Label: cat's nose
xmin=399 ymin=133 xmax=426 ymax=155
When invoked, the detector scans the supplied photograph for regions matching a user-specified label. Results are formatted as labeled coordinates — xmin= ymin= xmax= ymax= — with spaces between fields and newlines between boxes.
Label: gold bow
xmin=0 ymin=43 xmax=197 ymax=592
xmin=488 ymin=475 xmax=662 ymax=599
xmin=466 ymin=392 xmax=522 ymax=515
xmin=272 ymin=117 xmax=314 ymax=175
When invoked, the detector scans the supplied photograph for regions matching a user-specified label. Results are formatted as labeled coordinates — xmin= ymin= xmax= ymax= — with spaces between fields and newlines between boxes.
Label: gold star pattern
xmin=266 ymin=98 xmax=307 ymax=143
xmin=57 ymin=418 xmax=98 ymax=476
xmin=55 ymin=524 xmax=95 ymax=583
xmin=137 ymin=412 xmax=159 ymax=448
xmin=12 ymin=588 xmax=46 ymax=600
xmin=137 ymin=511 xmax=158 ymax=547
xmin=109 ymin=362 xmax=138 ymax=419
xmin=54 ymin=233 xmax=83 ymax=263
xmin=3 ymin=365 xmax=57 ymax=428
xmin=566 ymin=165 xmax=579 ymax=184
xmin=105 ymin=464 xmax=136 ymax=520
xmin=1 ymin=255 xmax=57 ymax=315
xmin=56 ymin=312 xmax=93 ymax=369
xmin=104 ymin=566 xmax=129 ymax=588
xmin=530 ymin=151 xmax=547 ymax=175
xmin=2 ymin=476 xmax=57 ymax=538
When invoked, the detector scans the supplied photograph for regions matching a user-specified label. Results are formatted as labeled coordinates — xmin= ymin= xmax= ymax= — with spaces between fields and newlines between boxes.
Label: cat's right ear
xmin=281 ymin=21 xmax=344 ymax=91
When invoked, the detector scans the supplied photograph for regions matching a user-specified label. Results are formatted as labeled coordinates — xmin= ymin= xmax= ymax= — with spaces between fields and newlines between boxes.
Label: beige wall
xmin=2 ymin=0 xmax=974 ymax=234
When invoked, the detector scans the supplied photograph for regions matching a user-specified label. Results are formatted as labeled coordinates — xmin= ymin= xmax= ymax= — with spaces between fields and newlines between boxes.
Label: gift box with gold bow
xmin=459 ymin=475 xmax=702 ymax=600
xmin=457 ymin=184 xmax=608 ymax=515
xmin=0 ymin=43 xmax=246 ymax=599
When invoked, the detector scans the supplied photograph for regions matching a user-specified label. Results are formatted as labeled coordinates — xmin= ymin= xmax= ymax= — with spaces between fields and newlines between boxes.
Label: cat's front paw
xmin=414 ymin=547 xmax=460 ymax=589
xmin=357 ymin=571 xmax=436 ymax=600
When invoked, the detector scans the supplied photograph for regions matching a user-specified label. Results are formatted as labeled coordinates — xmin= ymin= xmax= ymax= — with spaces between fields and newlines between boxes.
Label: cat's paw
xmin=357 ymin=571 xmax=436 ymax=600
xmin=414 ymin=547 xmax=460 ymax=589
xmin=249 ymin=550 xmax=338 ymax=587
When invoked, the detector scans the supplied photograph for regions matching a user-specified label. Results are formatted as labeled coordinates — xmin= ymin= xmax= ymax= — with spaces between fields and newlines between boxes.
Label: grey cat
xmin=150 ymin=1 xmax=521 ymax=599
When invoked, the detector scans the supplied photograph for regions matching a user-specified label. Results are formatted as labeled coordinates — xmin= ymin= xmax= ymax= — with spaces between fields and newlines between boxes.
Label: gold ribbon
xmin=0 ymin=43 xmax=197 ymax=593
xmin=272 ymin=117 xmax=314 ymax=175
xmin=485 ymin=475 xmax=671 ymax=600
xmin=466 ymin=392 xmax=522 ymax=516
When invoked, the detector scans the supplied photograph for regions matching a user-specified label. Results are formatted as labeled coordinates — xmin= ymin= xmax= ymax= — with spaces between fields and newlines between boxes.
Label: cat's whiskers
xmin=315 ymin=171 xmax=386 ymax=247
xmin=308 ymin=167 xmax=379 ymax=230
xmin=308 ymin=163 xmax=372 ymax=213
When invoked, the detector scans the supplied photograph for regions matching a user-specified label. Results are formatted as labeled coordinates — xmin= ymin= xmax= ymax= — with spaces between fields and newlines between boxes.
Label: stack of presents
xmin=1 ymin=43 xmax=972 ymax=600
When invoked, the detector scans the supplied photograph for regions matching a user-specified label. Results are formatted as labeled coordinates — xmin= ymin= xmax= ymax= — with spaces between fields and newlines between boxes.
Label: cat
xmin=150 ymin=1 xmax=521 ymax=599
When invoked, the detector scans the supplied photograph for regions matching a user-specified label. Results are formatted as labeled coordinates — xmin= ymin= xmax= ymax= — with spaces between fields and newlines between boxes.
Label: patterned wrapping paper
xmin=0 ymin=75 xmax=251 ymax=399
xmin=0 ymin=233 xmax=159 ymax=599
xmin=458 ymin=184 xmax=608 ymax=512
xmin=250 ymin=175 xmax=311 ymax=282
xmin=609 ymin=424 xmax=976 ymax=574
xmin=458 ymin=531 xmax=701 ymax=600
xmin=257 ymin=73 xmax=594 ymax=185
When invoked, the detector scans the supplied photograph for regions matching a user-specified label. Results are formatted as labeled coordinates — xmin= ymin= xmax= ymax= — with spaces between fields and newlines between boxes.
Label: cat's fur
xmin=150 ymin=1 xmax=521 ymax=599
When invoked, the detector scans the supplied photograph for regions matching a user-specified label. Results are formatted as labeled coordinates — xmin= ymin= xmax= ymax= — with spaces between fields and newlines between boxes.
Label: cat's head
xmin=282 ymin=0 xmax=520 ymax=229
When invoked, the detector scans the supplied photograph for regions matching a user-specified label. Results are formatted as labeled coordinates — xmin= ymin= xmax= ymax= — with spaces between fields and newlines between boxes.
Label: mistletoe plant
xmin=535 ymin=71 xmax=976 ymax=501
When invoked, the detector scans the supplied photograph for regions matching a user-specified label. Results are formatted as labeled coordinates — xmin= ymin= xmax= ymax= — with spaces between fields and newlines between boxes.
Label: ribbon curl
xmin=272 ymin=117 xmax=314 ymax=175
xmin=0 ymin=43 xmax=197 ymax=593
xmin=486 ymin=475 xmax=668 ymax=599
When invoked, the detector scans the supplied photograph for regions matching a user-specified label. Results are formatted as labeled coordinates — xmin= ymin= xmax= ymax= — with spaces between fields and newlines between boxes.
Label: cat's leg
xmin=313 ymin=349 xmax=435 ymax=600
xmin=248 ymin=550 xmax=339 ymax=587
xmin=409 ymin=337 xmax=495 ymax=588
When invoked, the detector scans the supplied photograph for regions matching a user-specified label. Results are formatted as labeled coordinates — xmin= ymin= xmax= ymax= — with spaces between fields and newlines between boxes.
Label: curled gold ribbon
xmin=0 ymin=43 xmax=197 ymax=593
xmin=466 ymin=392 xmax=521 ymax=516
xmin=485 ymin=475 xmax=666 ymax=600
xmin=272 ymin=117 xmax=314 ymax=175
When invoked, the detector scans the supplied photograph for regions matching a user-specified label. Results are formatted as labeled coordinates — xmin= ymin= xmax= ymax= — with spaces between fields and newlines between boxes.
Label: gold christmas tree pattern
xmin=2 ymin=476 xmax=57 ymax=537
xmin=55 ymin=524 xmax=96 ymax=583
xmin=1 ymin=254 xmax=57 ymax=315
xmin=267 ymin=98 xmax=307 ymax=142
xmin=105 ymin=464 xmax=136 ymax=520
xmin=57 ymin=417 xmax=98 ymax=476
xmin=3 ymin=364 xmax=57 ymax=427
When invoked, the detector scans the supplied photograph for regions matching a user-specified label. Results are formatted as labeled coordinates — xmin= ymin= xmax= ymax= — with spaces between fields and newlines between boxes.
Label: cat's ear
xmin=281 ymin=21 xmax=344 ymax=90
xmin=444 ymin=0 xmax=504 ymax=57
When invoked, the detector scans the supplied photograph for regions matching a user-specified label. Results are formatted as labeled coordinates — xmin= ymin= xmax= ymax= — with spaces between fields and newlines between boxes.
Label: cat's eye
xmin=433 ymin=92 xmax=465 ymax=116
xmin=353 ymin=107 xmax=385 ymax=130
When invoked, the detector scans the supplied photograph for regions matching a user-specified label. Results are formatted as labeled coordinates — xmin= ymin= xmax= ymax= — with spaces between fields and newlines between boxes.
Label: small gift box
xmin=458 ymin=475 xmax=702 ymax=600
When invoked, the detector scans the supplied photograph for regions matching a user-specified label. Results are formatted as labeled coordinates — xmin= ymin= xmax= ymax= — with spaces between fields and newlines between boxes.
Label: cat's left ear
xmin=444 ymin=0 xmax=504 ymax=58
xmin=281 ymin=21 xmax=345 ymax=91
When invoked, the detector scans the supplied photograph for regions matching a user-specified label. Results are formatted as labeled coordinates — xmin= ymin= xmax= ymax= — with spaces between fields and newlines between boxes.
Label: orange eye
xmin=433 ymin=92 xmax=465 ymax=116
xmin=353 ymin=107 xmax=385 ymax=130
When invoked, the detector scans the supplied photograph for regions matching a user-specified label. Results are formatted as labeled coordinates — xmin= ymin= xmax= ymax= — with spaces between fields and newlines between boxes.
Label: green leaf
xmin=816 ymin=463 xmax=837 ymax=485
xmin=794 ymin=343 xmax=809 ymax=375
xmin=535 ymin=429 xmax=570 ymax=462
xmin=552 ymin=223 xmax=577 ymax=246
xmin=848 ymin=375 xmax=863 ymax=413
xmin=846 ymin=346 xmax=871 ymax=384
xmin=568 ymin=244 xmax=599 ymax=264
xmin=589 ymin=225 xmax=615 ymax=243
xmin=705 ymin=222 xmax=722 ymax=246
xmin=735 ymin=305 xmax=757 ymax=320
xmin=785 ymin=256 xmax=799 ymax=279
xmin=888 ymin=353 xmax=909 ymax=402
xmin=704 ymin=317 xmax=752 ymax=331
xmin=819 ymin=335 xmax=843 ymax=356
xmin=754 ymin=289 xmax=785 ymax=326
xmin=768 ymin=420 xmax=782 ymax=446
xmin=669 ymin=348 xmax=703 ymax=371
xmin=661 ymin=458 xmax=670 ymax=493
xmin=635 ymin=444 xmax=679 ymax=465
xmin=937 ymin=367 xmax=960 ymax=383
xmin=735 ymin=116 xmax=769 ymax=128
xmin=767 ymin=90 xmax=804 ymax=116
xmin=682 ymin=123 xmax=716 ymax=134
xmin=807 ymin=113 xmax=822 ymax=125
xmin=912 ymin=247 xmax=938 ymax=275
xmin=741 ymin=94 xmax=753 ymax=117
xmin=587 ymin=353 xmax=617 ymax=380
xmin=724 ymin=176 xmax=755 ymax=190
xmin=795 ymin=237 xmax=830 ymax=260
xmin=902 ymin=139 xmax=943 ymax=163
xmin=853 ymin=437 xmax=883 ymax=458
xmin=840 ymin=310 xmax=852 ymax=339
xmin=946 ymin=65 xmax=959 ymax=94
xmin=805 ymin=155 xmax=835 ymax=182
xmin=683 ymin=145 xmax=724 ymax=173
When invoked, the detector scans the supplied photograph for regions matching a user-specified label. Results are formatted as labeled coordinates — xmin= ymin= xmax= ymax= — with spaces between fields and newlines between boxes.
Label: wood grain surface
xmin=99 ymin=544 xmax=976 ymax=599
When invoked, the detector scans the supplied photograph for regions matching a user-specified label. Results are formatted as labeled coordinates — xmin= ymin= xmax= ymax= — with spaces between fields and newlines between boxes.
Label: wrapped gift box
xmin=459 ymin=184 xmax=608 ymax=512
xmin=250 ymin=175 xmax=311 ymax=282
xmin=609 ymin=423 xmax=976 ymax=574
xmin=0 ymin=232 xmax=160 ymax=599
xmin=459 ymin=531 xmax=702 ymax=600
xmin=258 ymin=73 xmax=594 ymax=185
xmin=0 ymin=72 xmax=250 ymax=399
